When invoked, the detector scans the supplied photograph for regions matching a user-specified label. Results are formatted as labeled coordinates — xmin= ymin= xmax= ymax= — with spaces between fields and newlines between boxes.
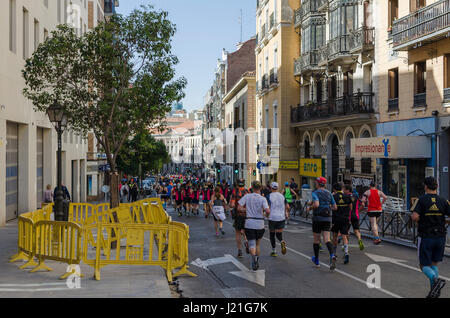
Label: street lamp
xmin=47 ymin=101 xmax=68 ymax=221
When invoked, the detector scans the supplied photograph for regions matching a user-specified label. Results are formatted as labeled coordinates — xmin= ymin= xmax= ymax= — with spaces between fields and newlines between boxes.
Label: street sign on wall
xmin=279 ymin=161 xmax=299 ymax=170
xmin=299 ymin=158 xmax=323 ymax=178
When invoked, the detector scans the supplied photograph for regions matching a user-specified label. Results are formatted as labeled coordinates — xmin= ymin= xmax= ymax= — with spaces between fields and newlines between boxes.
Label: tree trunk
xmin=109 ymin=171 xmax=120 ymax=208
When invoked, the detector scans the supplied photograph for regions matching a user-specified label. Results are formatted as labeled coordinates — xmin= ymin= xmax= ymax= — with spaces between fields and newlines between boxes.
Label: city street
xmin=166 ymin=206 xmax=450 ymax=299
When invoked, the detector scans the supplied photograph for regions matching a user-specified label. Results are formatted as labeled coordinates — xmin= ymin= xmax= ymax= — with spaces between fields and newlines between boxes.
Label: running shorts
xmin=417 ymin=236 xmax=446 ymax=266
xmin=331 ymin=219 xmax=350 ymax=235
xmin=350 ymin=218 xmax=360 ymax=230
xmin=269 ymin=220 xmax=286 ymax=231
xmin=192 ymin=199 xmax=199 ymax=204
xmin=245 ymin=228 xmax=265 ymax=241
xmin=175 ymin=200 xmax=182 ymax=206
xmin=233 ymin=215 xmax=246 ymax=231
xmin=184 ymin=198 xmax=192 ymax=204
xmin=368 ymin=211 xmax=382 ymax=218
xmin=312 ymin=221 xmax=331 ymax=234
xmin=203 ymin=200 xmax=210 ymax=204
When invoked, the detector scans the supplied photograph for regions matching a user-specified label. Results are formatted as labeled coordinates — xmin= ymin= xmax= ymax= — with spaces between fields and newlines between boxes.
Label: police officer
xmin=411 ymin=177 xmax=450 ymax=298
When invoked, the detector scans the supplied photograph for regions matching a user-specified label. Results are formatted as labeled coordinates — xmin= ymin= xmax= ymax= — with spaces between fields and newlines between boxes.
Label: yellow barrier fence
xmin=10 ymin=198 xmax=196 ymax=282
xmin=32 ymin=221 xmax=83 ymax=279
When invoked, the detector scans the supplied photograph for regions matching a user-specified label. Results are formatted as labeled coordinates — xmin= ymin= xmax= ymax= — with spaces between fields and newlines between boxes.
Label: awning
xmin=351 ymin=136 xmax=431 ymax=159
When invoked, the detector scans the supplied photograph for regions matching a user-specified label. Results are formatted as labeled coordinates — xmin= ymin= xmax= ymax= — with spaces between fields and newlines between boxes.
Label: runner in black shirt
xmin=331 ymin=183 xmax=352 ymax=265
xmin=411 ymin=177 xmax=450 ymax=298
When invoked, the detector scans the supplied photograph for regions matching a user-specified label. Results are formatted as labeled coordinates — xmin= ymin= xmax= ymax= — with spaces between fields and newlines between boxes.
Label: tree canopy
xmin=22 ymin=5 xmax=185 ymax=206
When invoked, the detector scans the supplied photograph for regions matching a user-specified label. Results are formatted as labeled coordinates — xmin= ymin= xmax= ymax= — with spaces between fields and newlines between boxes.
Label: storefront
xmin=351 ymin=133 xmax=433 ymax=208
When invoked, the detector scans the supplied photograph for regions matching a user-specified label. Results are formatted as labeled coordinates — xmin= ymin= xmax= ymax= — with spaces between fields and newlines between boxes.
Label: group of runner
xmin=158 ymin=173 xmax=449 ymax=298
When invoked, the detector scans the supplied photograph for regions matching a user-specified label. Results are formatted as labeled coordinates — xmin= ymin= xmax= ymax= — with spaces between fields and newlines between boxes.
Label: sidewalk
xmin=0 ymin=220 xmax=172 ymax=298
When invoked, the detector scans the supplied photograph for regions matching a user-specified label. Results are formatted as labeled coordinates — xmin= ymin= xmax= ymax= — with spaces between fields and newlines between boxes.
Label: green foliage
xmin=116 ymin=130 xmax=170 ymax=175
xmin=22 ymin=5 xmax=186 ymax=173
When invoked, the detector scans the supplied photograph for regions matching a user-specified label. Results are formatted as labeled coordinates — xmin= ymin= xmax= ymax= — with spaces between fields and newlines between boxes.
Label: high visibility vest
xmin=284 ymin=188 xmax=293 ymax=203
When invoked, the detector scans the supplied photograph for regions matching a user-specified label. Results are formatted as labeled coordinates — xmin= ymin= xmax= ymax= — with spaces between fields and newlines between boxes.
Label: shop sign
xmin=351 ymin=136 xmax=431 ymax=159
xmin=299 ymin=158 xmax=322 ymax=178
xmin=280 ymin=161 xmax=299 ymax=170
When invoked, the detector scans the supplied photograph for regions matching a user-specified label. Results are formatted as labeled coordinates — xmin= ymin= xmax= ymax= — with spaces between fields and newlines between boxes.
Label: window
xmin=415 ymin=61 xmax=426 ymax=94
xmin=388 ymin=0 xmax=398 ymax=30
xmin=9 ymin=0 xmax=16 ymax=53
xmin=34 ymin=19 xmax=39 ymax=51
xmin=388 ymin=68 xmax=399 ymax=99
xmin=444 ymin=54 xmax=450 ymax=89
xmin=22 ymin=7 xmax=29 ymax=60
xmin=410 ymin=0 xmax=426 ymax=12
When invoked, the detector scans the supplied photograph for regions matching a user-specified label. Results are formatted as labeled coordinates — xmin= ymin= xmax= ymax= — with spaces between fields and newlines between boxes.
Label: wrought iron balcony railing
xmin=392 ymin=0 xmax=450 ymax=49
xmin=413 ymin=93 xmax=427 ymax=108
xmin=328 ymin=34 xmax=349 ymax=59
xmin=444 ymin=87 xmax=450 ymax=102
xmin=262 ymin=74 xmax=269 ymax=90
xmin=269 ymin=68 xmax=279 ymax=85
xmin=388 ymin=98 xmax=399 ymax=112
xmin=270 ymin=13 xmax=276 ymax=30
xmin=348 ymin=27 xmax=375 ymax=52
xmin=294 ymin=50 xmax=320 ymax=75
xmin=291 ymin=92 xmax=374 ymax=124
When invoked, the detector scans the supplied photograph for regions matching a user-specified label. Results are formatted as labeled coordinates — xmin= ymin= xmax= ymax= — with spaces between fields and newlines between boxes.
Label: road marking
xmin=0 ymin=283 xmax=67 ymax=287
xmin=191 ymin=254 xmax=266 ymax=287
xmin=221 ymin=220 xmax=401 ymax=298
xmin=0 ymin=288 xmax=72 ymax=292
xmin=366 ymin=253 xmax=450 ymax=282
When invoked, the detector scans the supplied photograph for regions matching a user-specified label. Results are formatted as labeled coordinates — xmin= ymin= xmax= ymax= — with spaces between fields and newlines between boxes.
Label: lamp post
xmin=47 ymin=101 xmax=68 ymax=221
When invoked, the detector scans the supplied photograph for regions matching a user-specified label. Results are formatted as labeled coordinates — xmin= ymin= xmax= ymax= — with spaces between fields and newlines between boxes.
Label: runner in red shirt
xmin=362 ymin=182 xmax=387 ymax=245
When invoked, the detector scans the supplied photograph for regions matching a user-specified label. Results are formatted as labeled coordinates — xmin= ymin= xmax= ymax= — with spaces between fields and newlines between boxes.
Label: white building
xmin=0 ymin=0 xmax=106 ymax=225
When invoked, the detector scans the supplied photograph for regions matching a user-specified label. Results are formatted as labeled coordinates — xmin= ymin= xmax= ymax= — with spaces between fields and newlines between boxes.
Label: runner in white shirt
xmin=268 ymin=182 xmax=289 ymax=257
xmin=238 ymin=181 xmax=270 ymax=271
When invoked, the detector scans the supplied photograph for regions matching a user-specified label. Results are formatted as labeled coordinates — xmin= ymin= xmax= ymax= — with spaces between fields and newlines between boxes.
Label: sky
xmin=117 ymin=0 xmax=256 ymax=112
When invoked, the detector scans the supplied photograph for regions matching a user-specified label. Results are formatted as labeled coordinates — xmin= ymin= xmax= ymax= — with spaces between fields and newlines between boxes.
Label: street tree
xmin=22 ymin=5 xmax=186 ymax=207
xmin=117 ymin=130 xmax=170 ymax=181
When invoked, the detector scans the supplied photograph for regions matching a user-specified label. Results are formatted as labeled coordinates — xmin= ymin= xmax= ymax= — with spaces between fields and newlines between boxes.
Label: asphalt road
xmin=167 ymin=205 xmax=450 ymax=298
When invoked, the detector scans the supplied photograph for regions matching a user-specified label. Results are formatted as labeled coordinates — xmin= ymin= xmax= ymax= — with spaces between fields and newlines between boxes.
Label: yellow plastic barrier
xmin=32 ymin=220 xmax=83 ymax=279
xmin=9 ymin=215 xmax=37 ymax=269
xmin=10 ymin=198 xmax=196 ymax=282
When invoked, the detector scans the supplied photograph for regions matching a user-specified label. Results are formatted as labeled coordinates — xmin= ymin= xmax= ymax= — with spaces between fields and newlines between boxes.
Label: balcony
xmin=260 ymin=24 xmax=268 ymax=44
xmin=291 ymin=92 xmax=375 ymax=125
xmin=388 ymin=98 xmax=399 ymax=112
xmin=444 ymin=87 xmax=450 ymax=102
xmin=317 ymin=0 xmax=328 ymax=11
xmin=270 ymin=13 xmax=276 ymax=32
xmin=317 ymin=45 xmax=329 ymax=65
xmin=269 ymin=68 xmax=279 ymax=86
xmin=348 ymin=27 xmax=375 ymax=53
xmin=261 ymin=74 xmax=269 ymax=91
xmin=413 ymin=93 xmax=427 ymax=108
xmin=295 ymin=0 xmax=319 ymax=27
xmin=294 ymin=50 xmax=322 ymax=76
xmin=392 ymin=0 xmax=450 ymax=50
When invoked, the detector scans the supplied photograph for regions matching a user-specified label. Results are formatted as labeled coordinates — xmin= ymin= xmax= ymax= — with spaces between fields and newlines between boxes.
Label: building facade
xmin=291 ymin=0 xmax=377 ymax=191
xmin=350 ymin=0 xmax=450 ymax=206
xmin=0 ymin=0 xmax=106 ymax=225
xmin=256 ymin=0 xmax=301 ymax=186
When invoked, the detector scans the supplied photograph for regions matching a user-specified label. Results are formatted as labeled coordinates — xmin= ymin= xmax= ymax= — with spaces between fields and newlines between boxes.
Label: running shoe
xmin=244 ymin=241 xmax=250 ymax=254
xmin=251 ymin=260 xmax=258 ymax=271
xmin=255 ymin=257 xmax=259 ymax=270
xmin=373 ymin=238 xmax=382 ymax=245
xmin=220 ymin=229 xmax=225 ymax=236
xmin=237 ymin=250 xmax=243 ymax=258
xmin=271 ymin=251 xmax=278 ymax=257
xmin=330 ymin=254 xmax=337 ymax=270
xmin=358 ymin=239 xmax=365 ymax=250
xmin=427 ymin=278 xmax=446 ymax=298
xmin=281 ymin=241 xmax=287 ymax=255
xmin=311 ymin=256 xmax=320 ymax=267
xmin=215 ymin=232 xmax=219 ymax=237
xmin=344 ymin=254 xmax=349 ymax=265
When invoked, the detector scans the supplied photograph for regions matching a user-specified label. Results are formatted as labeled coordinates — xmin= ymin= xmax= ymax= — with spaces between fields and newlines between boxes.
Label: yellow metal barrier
xmin=9 ymin=215 xmax=37 ymax=269
xmin=32 ymin=220 xmax=83 ymax=279
xmin=10 ymin=198 xmax=196 ymax=282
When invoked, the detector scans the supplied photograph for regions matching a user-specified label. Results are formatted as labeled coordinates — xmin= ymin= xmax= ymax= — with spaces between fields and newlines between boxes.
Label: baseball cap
xmin=271 ymin=182 xmax=279 ymax=189
xmin=284 ymin=182 xmax=289 ymax=186
xmin=316 ymin=177 xmax=327 ymax=186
